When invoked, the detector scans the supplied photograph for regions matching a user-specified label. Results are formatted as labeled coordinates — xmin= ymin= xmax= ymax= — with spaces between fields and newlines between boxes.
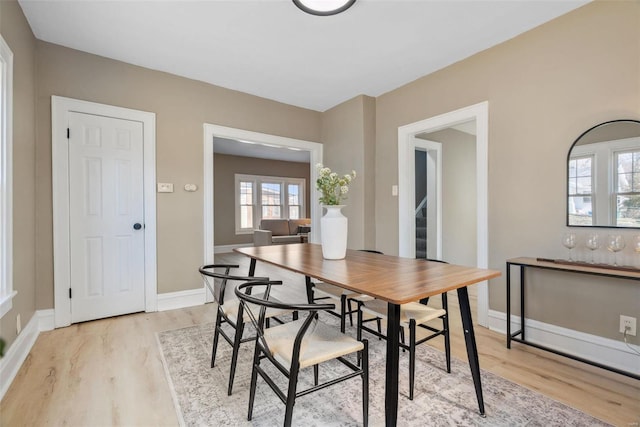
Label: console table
xmin=506 ymin=257 xmax=640 ymax=380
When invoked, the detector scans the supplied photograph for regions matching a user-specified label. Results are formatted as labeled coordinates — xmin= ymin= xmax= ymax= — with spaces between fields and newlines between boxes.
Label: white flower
xmin=341 ymin=186 xmax=349 ymax=194
xmin=321 ymin=167 xmax=331 ymax=175
xmin=330 ymin=172 xmax=338 ymax=179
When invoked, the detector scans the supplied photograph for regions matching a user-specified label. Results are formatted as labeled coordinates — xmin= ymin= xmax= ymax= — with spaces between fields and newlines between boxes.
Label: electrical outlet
xmin=16 ymin=313 xmax=21 ymax=335
xmin=619 ymin=315 xmax=636 ymax=336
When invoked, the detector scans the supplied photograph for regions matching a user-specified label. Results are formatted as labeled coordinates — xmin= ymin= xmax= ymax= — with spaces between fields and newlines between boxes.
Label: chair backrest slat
xmin=199 ymin=264 xmax=267 ymax=306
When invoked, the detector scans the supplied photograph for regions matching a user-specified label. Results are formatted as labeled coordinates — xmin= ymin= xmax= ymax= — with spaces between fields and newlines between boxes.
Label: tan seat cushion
xmin=288 ymin=218 xmax=311 ymax=235
xmin=360 ymin=299 xmax=446 ymax=326
xmin=260 ymin=219 xmax=290 ymax=236
xmin=264 ymin=318 xmax=364 ymax=369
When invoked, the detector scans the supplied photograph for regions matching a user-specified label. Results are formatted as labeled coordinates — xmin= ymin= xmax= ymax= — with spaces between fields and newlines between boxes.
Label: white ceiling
xmin=214 ymin=136 xmax=311 ymax=163
xmin=18 ymin=0 xmax=588 ymax=112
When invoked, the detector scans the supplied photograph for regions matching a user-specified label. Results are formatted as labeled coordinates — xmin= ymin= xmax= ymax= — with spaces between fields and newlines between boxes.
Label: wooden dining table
xmin=234 ymin=243 xmax=501 ymax=426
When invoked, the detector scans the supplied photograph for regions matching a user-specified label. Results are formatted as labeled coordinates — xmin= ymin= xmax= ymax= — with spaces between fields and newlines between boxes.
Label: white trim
xmin=203 ymin=123 xmax=323 ymax=270
xmin=38 ymin=309 xmax=55 ymax=332
xmin=52 ymin=96 xmax=157 ymax=328
xmin=0 ymin=36 xmax=14 ymax=318
xmin=0 ymin=309 xmax=57 ymax=401
xmin=157 ymin=288 xmax=206 ymax=312
xmin=398 ymin=101 xmax=490 ymax=326
xmin=214 ymin=243 xmax=253 ymax=254
xmin=488 ymin=309 xmax=640 ymax=376
xmin=0 ymin=312 xmax=39 ymax=400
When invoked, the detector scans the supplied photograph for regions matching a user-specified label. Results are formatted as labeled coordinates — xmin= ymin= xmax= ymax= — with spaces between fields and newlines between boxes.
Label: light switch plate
xmin=157 ymin=183 xmax=174 ymax=193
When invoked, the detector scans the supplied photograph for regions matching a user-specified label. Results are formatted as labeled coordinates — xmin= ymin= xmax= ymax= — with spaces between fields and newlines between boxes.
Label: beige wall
xmin=34 ymin=41 xmax=322 ymax=304
xmin=0 ymin=0 xmax=37 ymax=349
xmin=321 ymin=95 xmax=377 ymax=251
xmin=375 ymin=1 xmax=640 ymax=342
xmin=213 ymin=153 xmax=311 ymax=246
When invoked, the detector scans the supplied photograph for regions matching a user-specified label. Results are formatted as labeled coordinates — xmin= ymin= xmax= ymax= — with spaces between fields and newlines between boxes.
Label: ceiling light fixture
xmin=293 ymin=0 xmax=356 ymax=16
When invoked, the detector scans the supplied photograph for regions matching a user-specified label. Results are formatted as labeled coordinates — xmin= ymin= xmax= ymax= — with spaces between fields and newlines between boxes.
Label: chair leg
xmin=348 ymin=298 xmax=355 ymax=326
xmin=362 ymin=339 xmax=369 ymax=427
xmin=313 ymin=364 xmax=319 ymax=386
xmin=357 ymin=302 xmax=363 ymax=365
xmin=442 ymin=292 xmax=451 ymax=373
xmin=211 ymin=310 xmax=223 ymax=368
xmin=284 ymin=363 xmax=300 ymax=427
xmin=400 ymin=326 xmax=406 ymax=352
xmin=340 ymin=294 xmax=347 ymax=333
xmin=227 ymin=319 xmax=244 ymax=395
xmin=376 ymin=318 xmax=382 ymax=340
xmin=247 ymin=345 xmax=261 ymax=421
xmin=409 ymin=319 xmax=416 ymax=400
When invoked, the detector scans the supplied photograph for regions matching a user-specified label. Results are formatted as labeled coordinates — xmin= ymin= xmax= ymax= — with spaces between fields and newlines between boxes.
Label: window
xmin=614 ymin=150 xmax=640 ymax=226
xmin=567 ymin=155 xmax=594 ymax=226
xmin=235 ymin=174 xmax=305 ymax=233
xmin=0 ymin=35 xmax=14 ymax=318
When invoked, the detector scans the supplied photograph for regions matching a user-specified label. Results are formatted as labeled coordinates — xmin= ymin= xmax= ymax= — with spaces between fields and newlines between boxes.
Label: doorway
xmin=52 ymin=96 xmax=157 ymax=327
xmin=414 ymin=138 xmax=442 ymax=260
xmin=202 ymin=124 xmax=323 ymax=279
xmin=397 ymin=101 xmax=489 ymax=325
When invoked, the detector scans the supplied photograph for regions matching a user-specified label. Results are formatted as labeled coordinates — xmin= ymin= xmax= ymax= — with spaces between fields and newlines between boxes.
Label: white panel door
xmin=68 ymin=112 xmax=145 ymax=323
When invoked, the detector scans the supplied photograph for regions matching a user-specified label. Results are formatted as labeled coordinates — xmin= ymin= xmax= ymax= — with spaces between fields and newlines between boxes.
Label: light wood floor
xmin=1 ymin=253 xmax=638 ymax=426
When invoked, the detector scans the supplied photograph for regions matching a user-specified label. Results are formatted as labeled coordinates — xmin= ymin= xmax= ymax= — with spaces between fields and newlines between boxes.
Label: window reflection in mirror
xmin=567 ymin=120 xmax=640 ymax=228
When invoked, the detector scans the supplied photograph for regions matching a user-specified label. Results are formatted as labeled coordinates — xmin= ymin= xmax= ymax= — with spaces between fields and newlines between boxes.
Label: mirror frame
xmin=566 ymin=119 xmax=640 ymax=228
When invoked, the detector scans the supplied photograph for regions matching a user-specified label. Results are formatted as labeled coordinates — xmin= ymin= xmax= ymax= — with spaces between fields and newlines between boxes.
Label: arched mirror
xmin=567 ymin=119 xmax=640 ymax=227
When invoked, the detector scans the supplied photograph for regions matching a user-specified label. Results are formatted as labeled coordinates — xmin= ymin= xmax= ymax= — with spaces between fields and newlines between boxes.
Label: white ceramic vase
xmin=321 ymin=205 xmax=348 ymax=259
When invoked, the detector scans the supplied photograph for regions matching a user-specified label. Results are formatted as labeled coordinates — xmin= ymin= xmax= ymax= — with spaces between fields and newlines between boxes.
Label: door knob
xmin=133 ymin=223 xmax=142 ymax=230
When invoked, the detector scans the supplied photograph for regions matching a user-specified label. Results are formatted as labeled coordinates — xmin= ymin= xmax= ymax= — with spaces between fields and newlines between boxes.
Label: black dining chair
xmin=199 ymin=264 xmax=291 ymax=396
xmin=311 ymin=249 xmax=384 ymax=332
xmin=235 ymin=279 xmax=369 ymax=427
xmin=351 ymin=258 xmax=451 ymax=400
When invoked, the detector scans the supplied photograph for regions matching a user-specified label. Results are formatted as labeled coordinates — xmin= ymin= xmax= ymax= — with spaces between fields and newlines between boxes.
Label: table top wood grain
xmin=235 ymin=244 xmax=501 ymax=305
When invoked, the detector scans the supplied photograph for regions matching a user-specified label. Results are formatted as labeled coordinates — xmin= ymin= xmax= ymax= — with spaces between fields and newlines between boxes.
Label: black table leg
xmin=385 ymin=302 xmax=400 ymax=427
xmin=520 ymin=266 xmax=525 ymax=341
xmin=457 ymin=286 xmax=485 ymax=416
xmin=506 ymin=262 xmax=511 ymax=348
xmin=305 ymin=275 xmax=314 ymax=304
xmin=248 ymin=258 xmax=256 ymax=277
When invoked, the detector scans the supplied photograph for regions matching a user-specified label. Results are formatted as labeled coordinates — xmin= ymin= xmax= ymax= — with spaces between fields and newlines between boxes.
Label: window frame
xmin=0 ymin=35 xmax=15 ymax=318
xmin=613 ymin=149 xmax=640 ymax=226
xmin=567 ymin=154 xmax=595 ymax=225
xmin=234 ymin=173 xmax=305 ymax=234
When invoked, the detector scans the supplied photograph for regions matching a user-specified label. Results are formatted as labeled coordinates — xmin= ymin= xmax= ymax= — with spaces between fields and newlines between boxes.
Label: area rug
xmin=157 ymin=318 xmax=610 ymax=427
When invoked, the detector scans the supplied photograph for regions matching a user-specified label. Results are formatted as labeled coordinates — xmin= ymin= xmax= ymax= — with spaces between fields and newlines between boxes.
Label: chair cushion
xmin=264 ymin=318 xmax=364 ymax=369
xmin=288 ymin=218 xmax=311 ymax=235
xmin=222 ymin=297 xmax=290 ymax=324
xmin=260 ymin=219 xmax=290 ymax=236
xmin=359 ymin=299 xmax=446 ymax=326
xmin=271 ymin=235 xmax=303 ymax=244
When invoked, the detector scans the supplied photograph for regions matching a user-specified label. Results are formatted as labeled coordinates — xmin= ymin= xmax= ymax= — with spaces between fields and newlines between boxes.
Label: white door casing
xmin=68 ymin=112 xmax=145 ymax=323
xmin=53 ymin=96 xmax=157 ymax=328
xmin=398 ymin=101 xmax=489 ymax=326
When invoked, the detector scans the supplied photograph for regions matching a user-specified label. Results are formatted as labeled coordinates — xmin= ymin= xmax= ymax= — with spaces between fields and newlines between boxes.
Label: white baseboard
xmin=214 ymin=243 xmax=252 ymax=254
xmin=38 ymin=309 xmax=55 ymax=332
xmin=488 ymin=309 xmax=640 ymax=376
xmin=157 ymin=287 xmax=206 ymax=312
xmin=0 ymin=309 xmax=53 ymax=401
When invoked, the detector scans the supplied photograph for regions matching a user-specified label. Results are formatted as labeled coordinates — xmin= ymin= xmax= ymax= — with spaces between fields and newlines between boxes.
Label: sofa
xmin=253 ymin=218 xmax=311 ymax=246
